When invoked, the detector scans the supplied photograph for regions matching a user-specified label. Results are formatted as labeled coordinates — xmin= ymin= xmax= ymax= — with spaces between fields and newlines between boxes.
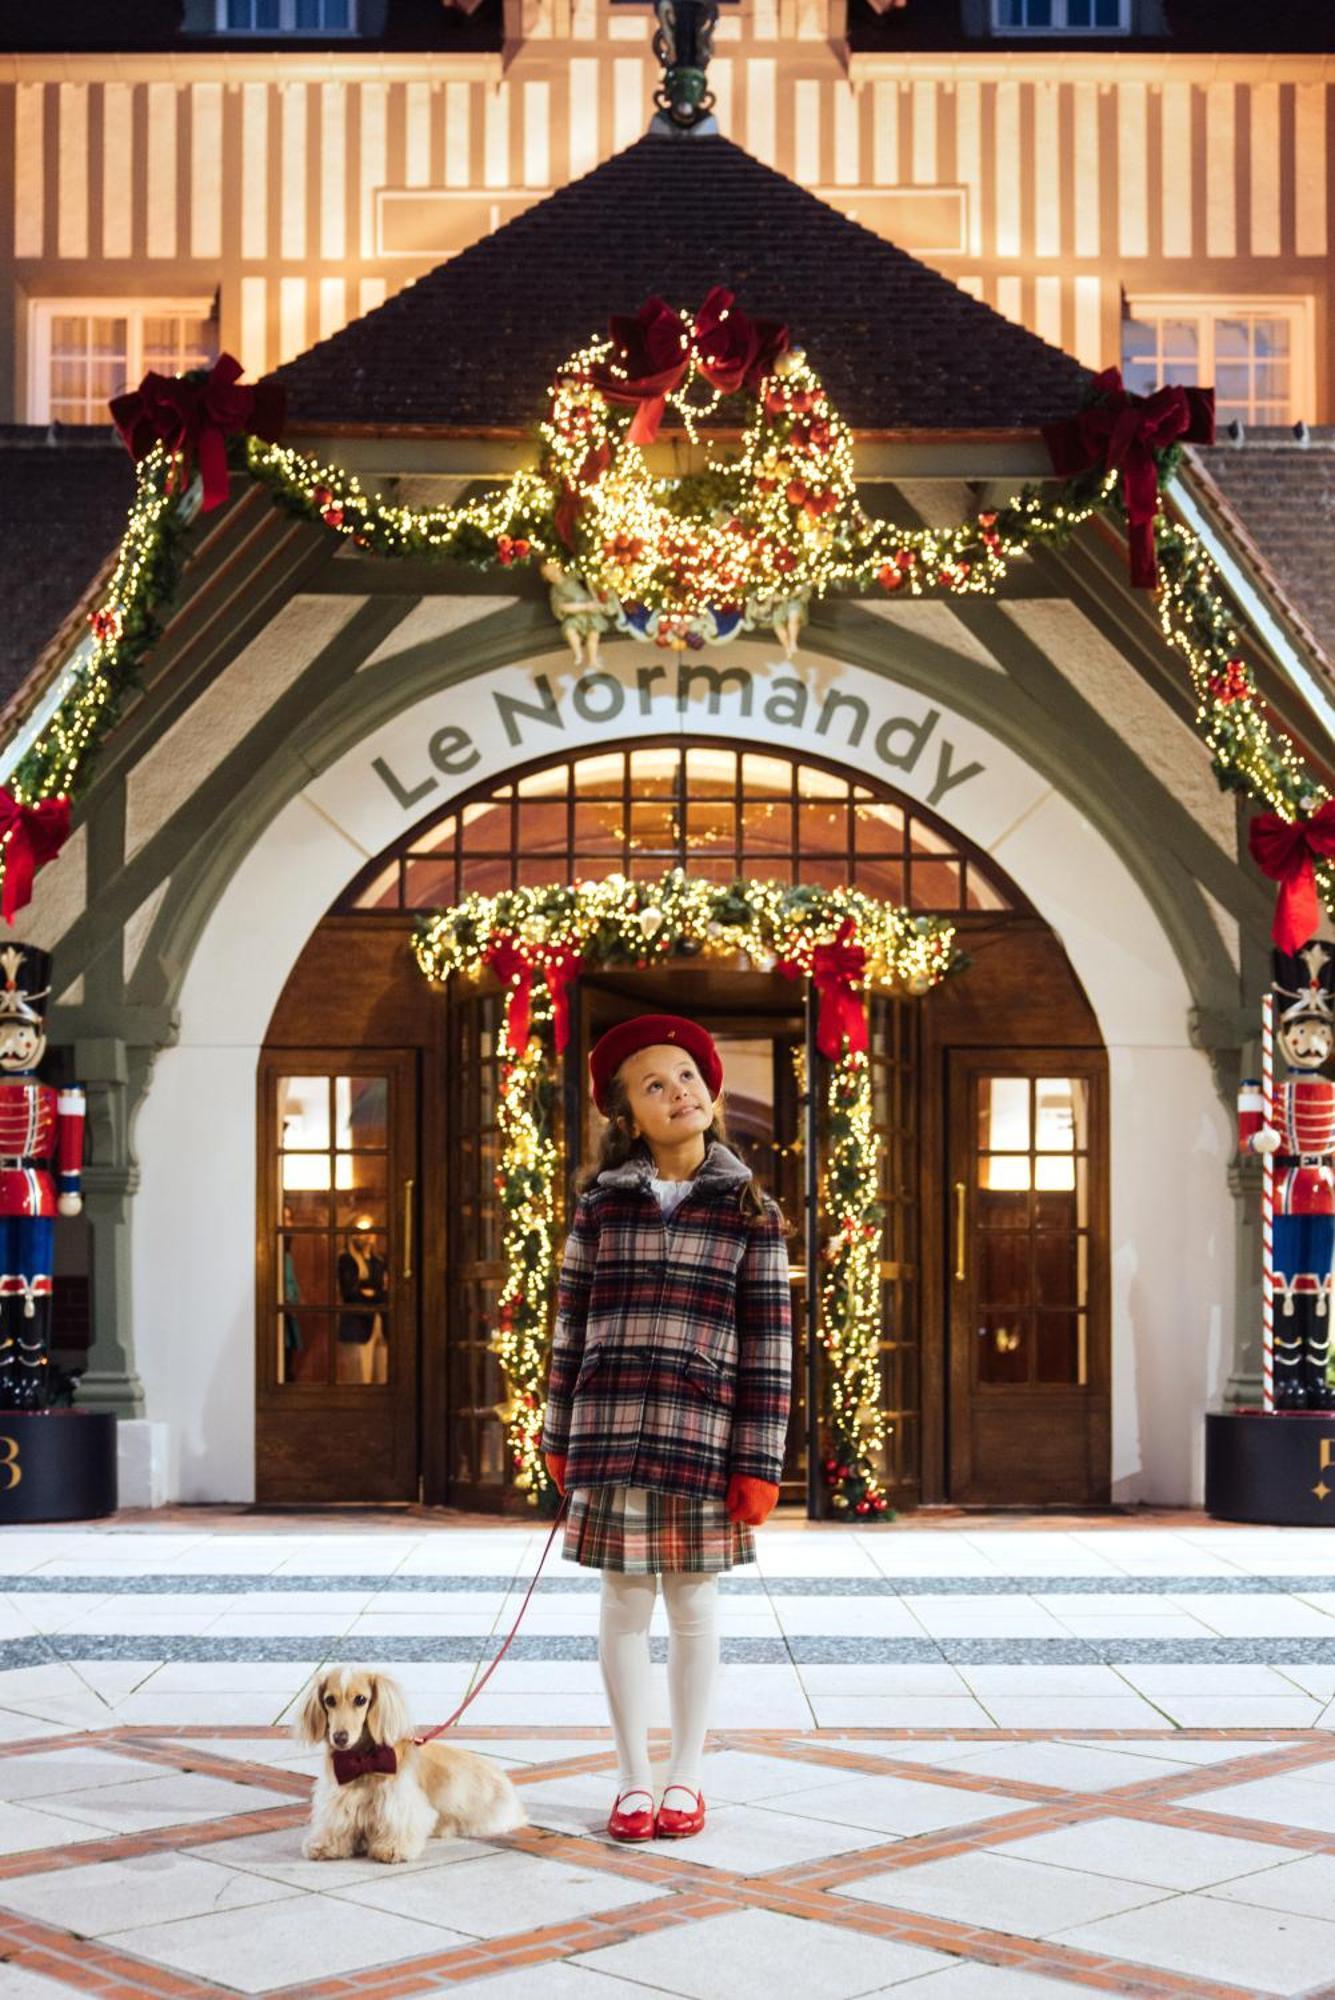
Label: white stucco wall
xmin=129 ymin=638 xmax=1231 ymax=1504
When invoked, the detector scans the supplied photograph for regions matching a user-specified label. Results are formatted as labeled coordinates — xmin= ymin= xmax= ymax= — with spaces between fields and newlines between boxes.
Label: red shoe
xmin=607 ymin=1789 xmax=655 ymax=1842
xmin=655 ymin=1786 xmax=706 ymax=1839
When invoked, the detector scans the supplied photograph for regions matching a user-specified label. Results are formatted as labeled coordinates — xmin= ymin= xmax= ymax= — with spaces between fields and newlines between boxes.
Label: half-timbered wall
xmin=2 ymin=24 xmax=1332 ymax=422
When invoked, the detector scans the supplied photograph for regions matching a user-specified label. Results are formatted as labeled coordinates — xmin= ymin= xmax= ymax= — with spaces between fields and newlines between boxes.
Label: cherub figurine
xmin=542 ymin=562 xmax=609 ymax=667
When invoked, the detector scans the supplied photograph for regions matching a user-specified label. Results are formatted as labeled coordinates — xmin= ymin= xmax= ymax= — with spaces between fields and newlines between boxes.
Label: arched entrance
xmin=257 ymin=739 xmax=1107 ymax=1511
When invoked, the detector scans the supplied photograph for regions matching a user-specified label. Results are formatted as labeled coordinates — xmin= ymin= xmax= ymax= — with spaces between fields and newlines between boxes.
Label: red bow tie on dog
xmin=332 ymin=1743 xmax=398 ymax=1786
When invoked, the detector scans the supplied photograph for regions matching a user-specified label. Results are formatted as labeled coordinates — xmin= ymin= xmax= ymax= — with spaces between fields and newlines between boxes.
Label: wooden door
xmin=256 ymin=1050 xmax=419 ymax=1502
xmin=947 ymin=1053 xmax=1109 ymax=1505
xmin=870 ymin=994 xmax=922 ymax=1505
xmin=443 ymin=984 xmax=512 ymax=1508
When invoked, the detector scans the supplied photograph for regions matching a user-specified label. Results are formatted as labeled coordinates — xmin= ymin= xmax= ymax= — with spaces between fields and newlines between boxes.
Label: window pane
xmin=1035 ymin=1077 xmax=1082 ymax=1151
xmin=742 ymin=799 xmax=792 ymax=852
xmin=460 ymin=800 xmax=512 ymax=850
xmin=1121 ymin=318 xmax=1156 ymax=360
xmin=629 ymin=748 xmax=680 ymax=798
xmin=684 ymin=747 xmax=736 ymax=797
xmin=1035 ymin=1232 xmax=1081 ymax=1306
xmin=855 ymin=802 xmax=905 ymax=850
xmin=910 ymin=859 xmax=962 ymax=908
xmin=280 ymin=1310 xmax=329 ymax=1383
xmin=573 ymin=752 xmax=625 ymax=796
xmin=798 ymin=800 xmax=848 ymax=852
xmin=403 ymin=855 xmax=454 ymax=907
xmin=282 ymin=1231 xmax=329 ymax=1307
xmin=629 ymin=801 xmax=677 ymax=848
xmin=1161 ymin=319 xmax=1199 ymax=362
xmin=742 ymin=753 xmax=792 ymax=795
xmin=978 ymin=1315 xmax=1029 ymax=1383
xmin=980 ymin=1231 xmax=1029 ymax=1305
xmin=335 ymin=1076 xmax=387 ymax=1151
xmin=516 ymin=800 xmax=567 ymax=852
xmin=335 ymin=1152 xmax=387 ymax=1229
xmin=1037 ymin=1310 xmax=1081 ymax=1383
xmin=573 ymin=801 xmax=623 ymax=850
xmin=853 ymin=856 xmax=906 ymax=901
xmin=280 ymin=1076 xmax=330 ymax=1151
xmin=980 ymin=1076 xmax=1030 ymax=1153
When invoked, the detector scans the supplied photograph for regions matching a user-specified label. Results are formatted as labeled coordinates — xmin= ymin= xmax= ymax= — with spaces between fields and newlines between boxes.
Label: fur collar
xmin=596 ymin=1139 xmax=752 ymax=1196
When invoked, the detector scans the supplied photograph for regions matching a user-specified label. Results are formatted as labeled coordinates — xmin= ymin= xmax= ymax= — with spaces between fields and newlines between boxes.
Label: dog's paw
xmin=367 ymin=1842 xmax=413 ymax=1864
xmin=302 ymin=1837 xmax=346 ymax=1861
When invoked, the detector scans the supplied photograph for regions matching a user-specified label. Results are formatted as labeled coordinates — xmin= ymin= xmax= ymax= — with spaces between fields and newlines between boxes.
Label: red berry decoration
xmin=311 ymin=484 xmax=332 ymax=508
xmin=856 ymin=1500 xmax=870 ymax=1515
xmin=321 ymin=506 xmax=344 ymax=529
xmin=1208 ymin=659 xmax=1251 ymax=705
xmin=877 ymin=564 xmax=904 ymax=593
xmin=786 ymin=479 xmax=808 ymax=508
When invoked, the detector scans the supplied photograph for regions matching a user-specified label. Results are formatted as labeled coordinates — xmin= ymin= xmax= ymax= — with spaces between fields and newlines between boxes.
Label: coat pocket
xmin=682 ymin=1348 xmax=733 ymax=1406
xmin=574 ymin=1346 xmax=604 ymax=1391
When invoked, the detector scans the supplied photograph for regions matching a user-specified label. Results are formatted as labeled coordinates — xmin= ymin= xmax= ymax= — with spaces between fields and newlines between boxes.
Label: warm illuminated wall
xmin=1 ymin=15 xmax=1330 ymax=421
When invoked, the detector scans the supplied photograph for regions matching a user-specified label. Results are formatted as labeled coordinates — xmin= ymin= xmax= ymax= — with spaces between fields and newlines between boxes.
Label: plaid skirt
xmin=563 ymin=1484 xmax=757 ymax=1574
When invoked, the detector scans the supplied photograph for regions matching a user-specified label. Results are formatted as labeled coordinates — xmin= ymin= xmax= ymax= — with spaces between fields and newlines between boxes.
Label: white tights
xmin=598 ymin=1568 xmax=718 ymax=1804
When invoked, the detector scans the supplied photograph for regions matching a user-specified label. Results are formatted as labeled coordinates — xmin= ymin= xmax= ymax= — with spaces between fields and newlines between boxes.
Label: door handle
xmin=402 ymin=1177 xmax=415 ymax=1281
xmin=953 ymin=1180 xmax=967 ymax=1282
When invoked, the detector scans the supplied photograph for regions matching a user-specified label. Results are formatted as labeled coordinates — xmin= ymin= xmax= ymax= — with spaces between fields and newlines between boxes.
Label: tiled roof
xmin=848 ymin=0 xmax=1330 ymax=52
xmin=277 ymin=132 xmax=1090 ymax=433
xmin=0 ymin=432 xmax=134 ymax=707
xmin=1195 ymin=433 xmax=1335 ymax=676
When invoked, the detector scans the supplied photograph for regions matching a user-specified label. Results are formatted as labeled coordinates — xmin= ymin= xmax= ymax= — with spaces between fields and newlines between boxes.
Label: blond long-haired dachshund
xmin=295 ymin=1667 xmax=526 ymax=1864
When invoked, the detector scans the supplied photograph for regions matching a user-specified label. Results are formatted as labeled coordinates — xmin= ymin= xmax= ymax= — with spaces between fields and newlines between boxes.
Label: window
xmin=1121 ymin=298 xmax=1314 ymax=427
xmin=30 ymin=303 xmax=216 ymax=426
xmin=994 ymin=0 xmax=1128 ymax=28
xmin=344 ymin=745 xmax=1018 ymax=916
xmin=216 ymin=0 xmax=355 ymax=29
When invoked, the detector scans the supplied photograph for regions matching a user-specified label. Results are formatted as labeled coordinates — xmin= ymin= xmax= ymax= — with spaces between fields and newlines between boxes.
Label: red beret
xmin=589 ymin=1013 xmax=724 ymax=1116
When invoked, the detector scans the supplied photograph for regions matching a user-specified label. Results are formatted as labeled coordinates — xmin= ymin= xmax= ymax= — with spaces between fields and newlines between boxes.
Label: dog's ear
xmin=366 ymin=1672 xmax=412 ymax=1747
xmin=294 ymin=1671 xmax=332 ymax=1745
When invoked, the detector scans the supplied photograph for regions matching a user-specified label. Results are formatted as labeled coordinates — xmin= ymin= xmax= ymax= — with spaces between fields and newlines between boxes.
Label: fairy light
xmin=414 ymin=868 xmax=956 ymax=1506
xmin=5 ymin=329 xmax=1328 ymax=927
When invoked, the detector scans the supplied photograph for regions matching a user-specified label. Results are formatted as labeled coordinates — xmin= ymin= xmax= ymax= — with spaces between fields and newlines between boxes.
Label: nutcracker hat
xmin=589 ymin=1013 xmax=724 ymax=1115
xmin=0 ymin=944 xmax=51 ymax=1027
xmin=1273 ymin=940 xmax=1335 ymax=1025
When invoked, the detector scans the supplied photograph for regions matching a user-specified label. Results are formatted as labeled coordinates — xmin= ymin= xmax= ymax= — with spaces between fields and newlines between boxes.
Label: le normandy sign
xmin=367 ymin=656 xmax=988 ymax=819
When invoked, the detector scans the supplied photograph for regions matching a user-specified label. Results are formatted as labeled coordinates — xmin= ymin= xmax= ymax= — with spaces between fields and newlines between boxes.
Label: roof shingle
xmin=276 ymin=132 xmax=1090 ymax=433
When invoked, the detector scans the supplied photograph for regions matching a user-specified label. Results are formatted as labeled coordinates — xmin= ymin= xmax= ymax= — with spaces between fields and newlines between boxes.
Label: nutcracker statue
xmin=1238 ymin=939 xmax=1335 ymax=1411
xmin=0 ymin=944 xmax=85 ymax=1412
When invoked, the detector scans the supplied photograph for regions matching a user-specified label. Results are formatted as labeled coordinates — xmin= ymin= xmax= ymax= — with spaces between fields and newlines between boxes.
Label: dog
xmin=295 ymin=1666 xmax=526 ymax=1864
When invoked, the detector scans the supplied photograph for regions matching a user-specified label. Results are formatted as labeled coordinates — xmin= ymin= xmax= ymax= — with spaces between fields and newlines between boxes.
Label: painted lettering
xmin=428 ymin=725 xmax=481 ymax=776
xmin=763 ymin=677 xmax=809 ymax=729
xmin=637 ymin=664 xmax=668 ymax=715
xmin=815 ymin=688 xmax=869 ymax=749
xmin=926 ymin=738 xmax=984 ymax=808
xmin=875 ymin=707 xmax=937 ymax=774
xmin=372 ymin=755 xmax=438 ymax=810
xmin=572 ymin=672 xmax=626 ymax=724
xmin=676 ymin=664 xmax=754 ymax=716
xmin=494 ymin=673 xmax=564 ymax=747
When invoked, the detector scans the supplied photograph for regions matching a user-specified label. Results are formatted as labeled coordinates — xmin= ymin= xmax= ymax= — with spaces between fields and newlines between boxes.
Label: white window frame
xmin=28 ymin=298 xmax=218 ymax=426
xmin=1122 ymin=294 xmax=1316 ymax=429
xmin=212 ymin=0 xmax=359 ymax=32
xmin=992 ymin=0 xmax=1130 ymax=32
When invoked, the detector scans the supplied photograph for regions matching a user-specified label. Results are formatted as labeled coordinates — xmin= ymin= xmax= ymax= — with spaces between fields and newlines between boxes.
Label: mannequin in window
xmin=336 ymin=1224 xmax=388 ymax=1385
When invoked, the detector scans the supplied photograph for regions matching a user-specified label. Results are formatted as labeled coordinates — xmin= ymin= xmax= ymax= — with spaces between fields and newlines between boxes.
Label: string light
xmin=4 ymin=330 xmax=1327 ymax=925
xmin=414 ymin=868 xmax=955 ymax=1504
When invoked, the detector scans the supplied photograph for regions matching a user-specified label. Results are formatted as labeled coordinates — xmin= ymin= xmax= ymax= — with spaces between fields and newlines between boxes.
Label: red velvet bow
xmin=591 ymin=288 xmax=788 ymax=446
xmin=110 ymin=353 xmax=285 ymax=512
xmin=541 ymin=946 xmax=584 ymax=1055
xmin=331 ymin=1743 xmax=398 ymax=1786
xmin=0 ymin=791 xmax=71 ymax=927
xmin=1249 ymin=803 xmax=1335 ymax=954
xmin=485 ymin=938 xmax=585 ymax=1055
xmin=486 ymin=937 xmax=534 ymax=1056
xmin=777 ymin=917 xmax=869 ymax=1059
xmin=1042 ymin=368 xmax=1215 ymax=588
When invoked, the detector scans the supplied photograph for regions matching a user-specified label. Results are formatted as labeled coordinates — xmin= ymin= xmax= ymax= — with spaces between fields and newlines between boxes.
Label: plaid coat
xmin=541 ymin=1142 xmax=792 ymax=1501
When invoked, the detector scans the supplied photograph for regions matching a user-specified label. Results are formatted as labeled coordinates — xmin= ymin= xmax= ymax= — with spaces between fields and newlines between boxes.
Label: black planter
xmin=0 ymin=1409 xmax=117 ymax=1523
xmin=1205 ymin=1408 xmax=1335 ymax=1526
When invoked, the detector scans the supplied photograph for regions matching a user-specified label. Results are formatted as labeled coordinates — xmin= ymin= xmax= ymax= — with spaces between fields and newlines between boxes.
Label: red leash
xmin=415 ymin=1493 xmax=570 ymax=1745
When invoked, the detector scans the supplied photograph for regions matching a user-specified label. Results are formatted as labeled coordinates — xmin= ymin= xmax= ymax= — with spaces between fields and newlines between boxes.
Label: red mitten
xmin=726 ymin=1475 xmax=779 ymax=1527
xmin=544 ymin=1453 xmax=568 ymax=1496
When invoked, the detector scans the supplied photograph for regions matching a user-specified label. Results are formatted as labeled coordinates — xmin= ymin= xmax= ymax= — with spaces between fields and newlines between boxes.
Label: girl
xmin=541 ymin=1013 xmax=792 ymax=1843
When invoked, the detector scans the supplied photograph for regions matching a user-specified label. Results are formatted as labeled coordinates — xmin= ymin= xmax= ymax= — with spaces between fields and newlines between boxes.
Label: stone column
xmin=71 ymin=1035 xmax=145 ymax=1417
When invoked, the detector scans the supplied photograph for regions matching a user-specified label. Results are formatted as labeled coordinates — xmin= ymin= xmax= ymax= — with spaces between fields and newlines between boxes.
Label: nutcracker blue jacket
xmin=541 ymin=1141 xmax=793 ymax=1500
